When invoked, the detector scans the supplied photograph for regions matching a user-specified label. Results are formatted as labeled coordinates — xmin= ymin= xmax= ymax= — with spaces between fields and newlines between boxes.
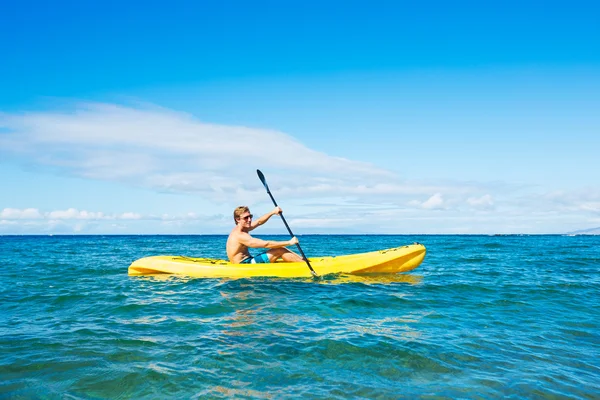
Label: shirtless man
xmin=226 ymin=206 xmax=304 ymax=264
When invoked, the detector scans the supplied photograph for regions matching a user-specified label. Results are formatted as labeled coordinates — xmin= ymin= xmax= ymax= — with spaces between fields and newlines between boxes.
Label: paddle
xmin=256 ymin=169 xmax=318 ymax=278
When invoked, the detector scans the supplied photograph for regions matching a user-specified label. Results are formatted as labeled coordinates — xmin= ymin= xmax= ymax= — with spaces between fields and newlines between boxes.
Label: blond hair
xmin=233 ymin=206 xmax=250 ymax=224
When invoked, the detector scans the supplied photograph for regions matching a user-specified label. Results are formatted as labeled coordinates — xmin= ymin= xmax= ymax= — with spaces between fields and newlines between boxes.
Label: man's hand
xmin=272 ymin=206 xmax=282 ymax=216
xmin=288 ymin=236 xmax=299 ymax=246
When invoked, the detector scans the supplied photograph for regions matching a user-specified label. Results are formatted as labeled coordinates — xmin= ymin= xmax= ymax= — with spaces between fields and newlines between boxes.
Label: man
xmin=226 ymin=205 xmax=304 ymax=264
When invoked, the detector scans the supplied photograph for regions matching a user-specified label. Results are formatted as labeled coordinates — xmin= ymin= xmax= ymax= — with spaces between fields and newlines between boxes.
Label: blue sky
xmin=1 ymin=0 xmax=599 ymax=234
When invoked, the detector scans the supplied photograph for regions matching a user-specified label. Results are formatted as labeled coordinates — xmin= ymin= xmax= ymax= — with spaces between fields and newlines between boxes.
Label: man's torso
xmin=226 ymin=229 xmax=251 ymax=263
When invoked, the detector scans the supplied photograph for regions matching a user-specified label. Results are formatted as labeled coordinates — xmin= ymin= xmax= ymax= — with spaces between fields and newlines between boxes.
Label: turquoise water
xmin=1 ymin=235 xmax=599 ymax=398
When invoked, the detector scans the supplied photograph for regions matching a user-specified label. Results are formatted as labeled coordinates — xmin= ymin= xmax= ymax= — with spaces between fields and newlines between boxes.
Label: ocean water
xmin=1 ymin=234 xmax=599 ymax=399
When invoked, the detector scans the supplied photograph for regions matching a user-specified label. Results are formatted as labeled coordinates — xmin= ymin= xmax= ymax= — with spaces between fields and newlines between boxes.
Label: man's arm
xmin=239 ymin=233 xmax=298 ymax=249
xmin=249 ymin=207 xmax=281 ymax=231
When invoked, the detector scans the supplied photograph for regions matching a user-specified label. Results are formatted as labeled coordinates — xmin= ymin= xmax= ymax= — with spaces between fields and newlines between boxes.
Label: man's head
xmin=233 ymin=206 xmax=253 ymax=226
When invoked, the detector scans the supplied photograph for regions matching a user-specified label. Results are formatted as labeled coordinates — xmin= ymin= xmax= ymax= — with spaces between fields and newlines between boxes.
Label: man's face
xmin=238 ymin=211 xmax=253 ymax=228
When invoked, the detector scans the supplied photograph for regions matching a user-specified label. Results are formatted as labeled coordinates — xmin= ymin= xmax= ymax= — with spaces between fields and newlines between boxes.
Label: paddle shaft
xmin=257 ymin=171 xmax=317 ymax=277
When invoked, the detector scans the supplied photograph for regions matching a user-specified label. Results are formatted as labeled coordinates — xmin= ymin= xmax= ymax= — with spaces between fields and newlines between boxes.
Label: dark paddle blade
xmin=257 ymin=169 xmax=269 ymax=191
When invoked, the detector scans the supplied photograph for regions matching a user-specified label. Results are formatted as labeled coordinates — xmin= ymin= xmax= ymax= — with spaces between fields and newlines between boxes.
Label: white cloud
xmin=421 ymin=193 xmax=445 ymax=210
xmin=467 ymin=194 xmax=494 ymax=210
xmin=1 ymin=208 xmax=142 ymax=221
xmin=0 ymin=208 xmax=227 ymax=222
xmin=1 ymin=102 xmax=516 ymax=209
xmin=289 ymin=217 xmax=355 ymax=228
xmin=119 ymin=212 xmax=142 ymax=220
xmin=0 ymin=208 xmax=43 ymax=219
xmin=0 ymin=220 xmax=18 ymax=226
xmin=579 ymin=202 xmax=600 ymax=213
xmin=0 ymin=102 xmax=397 ymax=201
xmin=541 ymin=189 xmax=600 ymax=215
xmin=47 ymin=208 xmax=106 ymax=220
xmin=0 ymin=208 xmax=218 ymax=234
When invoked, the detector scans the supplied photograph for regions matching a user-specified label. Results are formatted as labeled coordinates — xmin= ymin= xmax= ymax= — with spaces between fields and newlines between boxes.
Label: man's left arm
xmin=249 ymin=207 xmax=281 ymax=231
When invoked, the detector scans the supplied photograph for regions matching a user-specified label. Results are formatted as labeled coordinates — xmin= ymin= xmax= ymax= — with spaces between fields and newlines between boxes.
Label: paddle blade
xmin=256 ymin=169 xmax=269 ymax=191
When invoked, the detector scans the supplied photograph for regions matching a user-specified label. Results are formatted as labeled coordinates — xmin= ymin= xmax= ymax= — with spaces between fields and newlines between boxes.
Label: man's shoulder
xmin=228 ymin=229 xmax=250 ymax=240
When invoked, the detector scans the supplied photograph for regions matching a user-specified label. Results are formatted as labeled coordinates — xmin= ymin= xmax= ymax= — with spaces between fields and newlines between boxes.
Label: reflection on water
xmin=207 ymin=386 xmax=275 ymax=399
xmin=222 ymin=308 xmax=260 ymax=333
xmin=321 ymin=273 xmax=423 ymax=285
xmin=133 ymin=273 xmax=423 ymax=285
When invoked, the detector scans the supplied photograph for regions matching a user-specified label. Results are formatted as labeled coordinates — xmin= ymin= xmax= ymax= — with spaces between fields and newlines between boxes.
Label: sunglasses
xmin=240 ymin=214 xmax=253 ymax=221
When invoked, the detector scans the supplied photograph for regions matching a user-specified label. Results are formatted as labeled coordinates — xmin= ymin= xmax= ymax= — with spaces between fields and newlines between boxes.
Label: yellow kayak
xmin=128 ymin=243 xmax=426 ymax=278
